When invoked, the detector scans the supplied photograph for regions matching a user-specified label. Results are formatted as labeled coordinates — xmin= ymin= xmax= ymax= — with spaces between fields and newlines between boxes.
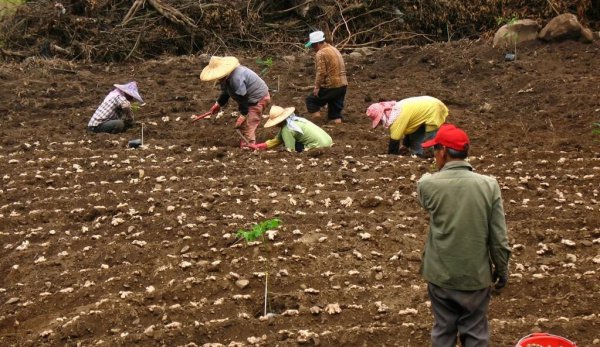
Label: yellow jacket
xmin=389 ymin=96 xmax=448 ymax=140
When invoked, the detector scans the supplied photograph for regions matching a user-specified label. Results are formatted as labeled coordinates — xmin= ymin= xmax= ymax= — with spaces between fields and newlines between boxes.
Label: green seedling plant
xmin=131 ymin=103 xmax=141 ymax=112
xmin=497 ymin=16 xmax=519 ymax=60
xmin=236 ymin=218 xmax=281 ymax=317
xmin=593 ymin=122 xmax=600 ymax=137
xmin=256 ymin=57 xmax=273 ymax=76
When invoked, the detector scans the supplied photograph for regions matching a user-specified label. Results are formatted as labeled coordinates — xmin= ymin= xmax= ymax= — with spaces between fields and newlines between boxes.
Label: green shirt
xmin=417 ymin=161 xmax=511 ymax=291
xmin=268 ymin=119 xmax=333 ymax=151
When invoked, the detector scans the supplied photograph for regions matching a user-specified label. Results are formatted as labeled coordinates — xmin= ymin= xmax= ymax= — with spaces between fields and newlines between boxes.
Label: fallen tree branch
xmin=338 ymin=17 xmax=401 ymax=48
xmin=147 ymin=0 xmax=197 ymax=29
xmin=122 ymin=0 xmax=146 ymax=26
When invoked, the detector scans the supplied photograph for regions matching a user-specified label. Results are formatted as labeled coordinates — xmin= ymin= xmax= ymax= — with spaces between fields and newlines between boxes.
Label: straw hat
xmin=264 ymin=105 xmax=296 ymax=128
xmin=200 ymin=56 xmax=240 ymax=81
xmin=114 ymin=81 xmax=143 ymax=103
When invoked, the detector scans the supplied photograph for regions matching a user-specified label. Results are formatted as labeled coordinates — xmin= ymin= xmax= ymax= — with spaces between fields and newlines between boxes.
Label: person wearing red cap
xmin=365 ymin=96 xmax=448 ymax=157
xmin=417 ymin=124 xmax=511 ymax=347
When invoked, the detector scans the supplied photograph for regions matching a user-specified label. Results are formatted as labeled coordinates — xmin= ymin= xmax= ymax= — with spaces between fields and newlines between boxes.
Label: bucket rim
xmin=516 ymin=332 xmax=577 ymax=347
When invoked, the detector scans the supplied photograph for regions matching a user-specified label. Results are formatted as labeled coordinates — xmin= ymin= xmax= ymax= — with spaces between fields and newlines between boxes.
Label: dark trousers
xmin=88 ymin=119 xmax=128 ymax=134
xmin=305 ymin=85 xmax=347 ymax=120
xmin=428 ymin=283 xmax=491 ymax=347
xmin=403 ymin=124 xmax=438 ymax=156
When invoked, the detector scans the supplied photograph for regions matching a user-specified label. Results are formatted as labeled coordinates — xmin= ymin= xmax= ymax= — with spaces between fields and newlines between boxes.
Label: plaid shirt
xmin=314 ymin=43 xmax=347 ymax=89
xmin=88 ymin=90 xmax=131 ymax=127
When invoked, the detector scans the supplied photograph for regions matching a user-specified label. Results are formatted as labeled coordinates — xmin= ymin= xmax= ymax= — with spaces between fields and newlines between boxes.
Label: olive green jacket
xmin=417 ymin=161 xmax=511 ymax=291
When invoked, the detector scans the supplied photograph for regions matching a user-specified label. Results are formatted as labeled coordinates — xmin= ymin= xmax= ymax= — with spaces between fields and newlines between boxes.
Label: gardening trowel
xmin=235 ymin=129 xmax=251 ymax=145
xmin=190 ymin=112 xmax=212 ymax=122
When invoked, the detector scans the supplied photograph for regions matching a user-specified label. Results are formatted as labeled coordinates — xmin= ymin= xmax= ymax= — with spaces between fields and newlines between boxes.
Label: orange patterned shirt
xmin=314 ymin=43 xmax=347 ymax=89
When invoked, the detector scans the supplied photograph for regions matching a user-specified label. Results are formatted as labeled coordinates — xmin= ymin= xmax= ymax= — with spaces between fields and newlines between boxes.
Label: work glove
xmin=241 ymin=142 xmax=268 ymax=151
xmin=234 ymin=115 xmax=247 ymax=129
xmin=209 ymin=102 xmax=221 ymax=114
xmin=251 ymin=142 xmax=268 ymax=151
xmin=492 ymin=270 xmax=508 ymax=290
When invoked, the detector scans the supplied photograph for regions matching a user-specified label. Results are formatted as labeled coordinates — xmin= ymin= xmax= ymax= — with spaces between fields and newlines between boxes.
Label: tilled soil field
xmin=1 ymin=39 xmax=599 ymax=346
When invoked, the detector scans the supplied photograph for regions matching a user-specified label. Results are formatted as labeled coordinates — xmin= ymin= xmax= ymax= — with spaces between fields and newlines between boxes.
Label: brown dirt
xmin=1 ymin=39 xmax=600 ymax=346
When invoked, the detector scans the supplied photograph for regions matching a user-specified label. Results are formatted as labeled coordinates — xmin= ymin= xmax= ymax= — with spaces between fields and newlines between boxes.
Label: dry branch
xmin=147 ymin=0 xmax=197 ymax=29
xmin=122 ymin=0 xmax=146 ymax=25
xmin=1 ymin=0 xmax=597 ymax=62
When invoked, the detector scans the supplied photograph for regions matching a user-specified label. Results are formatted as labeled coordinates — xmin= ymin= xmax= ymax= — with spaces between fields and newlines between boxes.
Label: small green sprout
xmin=593 ymin=122 xmax=600 ymax=136
xmin=497 ymin=15 xmax=519 ymax=60
xmin=236 ymin=218 xmax=281 ymax=242
xmin=256 ymin=57 xmax=274 ymax=76
xmin=131 ymin=102 xmax=141 ymax=112
xmin=235 ymin=218 xmax=282 ymax=317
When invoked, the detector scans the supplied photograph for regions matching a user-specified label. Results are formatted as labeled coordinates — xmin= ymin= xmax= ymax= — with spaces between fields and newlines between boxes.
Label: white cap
xmin=305 ymin=31 xmax=325 ymax=48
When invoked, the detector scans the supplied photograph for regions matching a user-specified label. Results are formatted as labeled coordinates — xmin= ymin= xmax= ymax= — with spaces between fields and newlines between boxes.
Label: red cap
xmin=422 ymin=123 xmax=470 ymax=151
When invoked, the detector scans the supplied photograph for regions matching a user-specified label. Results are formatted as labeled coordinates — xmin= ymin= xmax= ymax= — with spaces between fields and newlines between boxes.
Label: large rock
xmin=493 ymin=19 xmax=540 ymax=48
xmin=539 ymin=13 xmax=594 ymax=43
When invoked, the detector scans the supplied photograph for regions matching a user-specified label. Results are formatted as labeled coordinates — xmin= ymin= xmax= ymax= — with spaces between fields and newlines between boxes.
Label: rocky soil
xmin=1 ymin=38 xmax=599 ymax=346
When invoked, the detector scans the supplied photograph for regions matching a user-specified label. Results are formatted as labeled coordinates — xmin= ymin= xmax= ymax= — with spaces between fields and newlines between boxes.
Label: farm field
xmin=1 ymin=39 xmax=599 ymax=346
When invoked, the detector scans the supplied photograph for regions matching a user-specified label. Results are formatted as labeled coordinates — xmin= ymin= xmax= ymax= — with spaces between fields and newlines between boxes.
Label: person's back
xmin=418 ymin=161 xmax=504 ymax=290
xmin=391 ymin=96 xmax=448 ymax=137
xmin=223 ymin=65 xmax=269 ymax=104
xmin=279 ymin=118 xmax=332 ymax=150
xmin=316 ymin=43 xmax=347 ymax=88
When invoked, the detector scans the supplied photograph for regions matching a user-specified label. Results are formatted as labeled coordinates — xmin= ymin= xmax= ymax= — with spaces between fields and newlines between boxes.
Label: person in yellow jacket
xmin=365 ymin=96 xmax=449 ymax=157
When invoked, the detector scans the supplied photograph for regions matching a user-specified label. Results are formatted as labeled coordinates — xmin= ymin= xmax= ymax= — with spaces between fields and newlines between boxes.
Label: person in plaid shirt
xmin=304 ymin=31 xmax=348 ymax=124
xmin=88 ymin=81 xmax=144 ymax=134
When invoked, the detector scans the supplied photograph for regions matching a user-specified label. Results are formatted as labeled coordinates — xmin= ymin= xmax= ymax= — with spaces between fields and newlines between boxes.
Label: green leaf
xmin=236 ymin=218 xmax=281 ymax=242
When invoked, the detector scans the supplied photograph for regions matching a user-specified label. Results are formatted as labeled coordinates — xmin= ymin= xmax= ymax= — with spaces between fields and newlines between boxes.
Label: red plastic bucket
xmin=516 ymin=333 xmax=577 ymax=347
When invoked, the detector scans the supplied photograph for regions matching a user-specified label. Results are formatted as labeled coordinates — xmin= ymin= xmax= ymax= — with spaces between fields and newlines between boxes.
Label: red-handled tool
xmin=190 ymin=112 xmax=212 ymax=122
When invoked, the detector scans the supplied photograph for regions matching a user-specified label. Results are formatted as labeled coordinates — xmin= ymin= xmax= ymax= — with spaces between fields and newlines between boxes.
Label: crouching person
xmin=366 ymin=96 xmax=448 ymax=157
xmin=245 ymin=105 xmax=332 ymax=152
xmin=88 ymin=82 xmax=143 ymax=134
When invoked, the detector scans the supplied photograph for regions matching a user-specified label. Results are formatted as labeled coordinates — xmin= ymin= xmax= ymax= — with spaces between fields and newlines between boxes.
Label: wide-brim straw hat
xmin=264 ymin=105 xmax=296 ymax=128
xmin=200 ymin=56 xmax=240 ymax=81
xmin=114 ymin=81 xmax=143 ymax=103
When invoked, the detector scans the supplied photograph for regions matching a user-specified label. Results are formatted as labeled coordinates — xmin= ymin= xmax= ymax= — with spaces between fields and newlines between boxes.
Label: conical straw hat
xmin=200 ymin=56 xmax=240 ymax=81
xmin=113 ymin=81 xmax=144 ymax=103
xmin=264 ymin=105 xmax=296 ymax=128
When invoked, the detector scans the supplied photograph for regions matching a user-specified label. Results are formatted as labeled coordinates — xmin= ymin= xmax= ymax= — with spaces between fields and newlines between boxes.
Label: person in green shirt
xmin=365 ymin=96 xmax=449 ymax=157
xmin=417 ymin=124 xmax=511 ymax=347
xmin=244 ymin=105 xmax=333 ymax=152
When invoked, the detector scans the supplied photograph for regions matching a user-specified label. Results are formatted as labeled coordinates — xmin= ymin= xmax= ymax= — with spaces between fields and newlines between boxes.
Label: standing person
xmin=88 ymin=81 xmax=143 ymax=134
xmin=417 ymin=124 xmax=511 ymax=347
xmin=244 ymin=105 xmax=332 ymax=152
xmin=304 ymin=30 xmax=347 ymax=124
xmin=195 ymin=56 xmax=271 ymax=146
xmin=365 ymin=96 xmax=449 ymax=157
